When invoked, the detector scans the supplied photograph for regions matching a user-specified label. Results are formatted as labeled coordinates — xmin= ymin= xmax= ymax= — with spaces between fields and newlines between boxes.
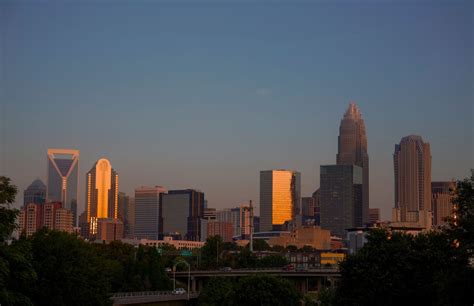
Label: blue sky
xmin=1 ymin=0 xmax=473 ymax=219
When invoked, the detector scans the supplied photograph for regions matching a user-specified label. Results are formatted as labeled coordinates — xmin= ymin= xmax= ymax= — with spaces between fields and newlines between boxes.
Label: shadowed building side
xmin=336 ymin=103 xmax=369 ymax=225
xmin=393 ymin=135 xmax=432 ymax=229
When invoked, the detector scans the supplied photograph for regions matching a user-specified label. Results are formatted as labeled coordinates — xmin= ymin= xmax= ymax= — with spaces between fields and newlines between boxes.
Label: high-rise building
xmin=260 ymin=170 xmax=301 ymax=232
xmin=368 ymin=208 xmax=380 ymax=224
xmin=336 ymin=103 xmax=369 ymax=224
xmin=126 ymin=197 xmax=135 ymax=238
xmin=118 ymin=192 xmax=136 ymax=238
xmin=134 ymin=186 xmax=166 ymax=240
xmin=393 ymin=135 xmax=432 ymax=228
xmin=207 ymin=221 xmax=233 ymax=242
xmin=47 ymin=149 xmax=79 ymax=226
xmin=23 ymin=179 xmax=46 ymax=206
xmin=160 ymin=189 xmax=205 ymax=241
xmin=18 ymin=201 xmax=73 ymax=236
xmin=253 ymin=216 xmax=260 ymax=233
xmin=432 ymin=181 xmax=455 ymax=227
xmin=301 ymin=197 xmax=315 ymax=217
xmin=85 ymin=158 xmax=119 ymax=238
xmin=320 ymin=165 xmax=363 ymax=238
xmin=312 ymin=189 xmax=321 ymax=226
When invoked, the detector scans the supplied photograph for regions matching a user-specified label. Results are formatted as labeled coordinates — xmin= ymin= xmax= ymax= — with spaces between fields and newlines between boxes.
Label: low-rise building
xmin=123 ymin=236 xmax=205 ymax=250
xmin=267 ymin=226 xmax=331 ymax=250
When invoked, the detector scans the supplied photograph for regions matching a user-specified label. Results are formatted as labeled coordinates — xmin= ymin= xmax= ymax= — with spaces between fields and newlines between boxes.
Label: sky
xmin=1 ymin=0 xmax=473 ymax=220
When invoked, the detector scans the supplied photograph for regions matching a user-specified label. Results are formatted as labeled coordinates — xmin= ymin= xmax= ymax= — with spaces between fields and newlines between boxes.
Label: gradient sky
xmin=1 ymin=0 xmax=473 ymax=220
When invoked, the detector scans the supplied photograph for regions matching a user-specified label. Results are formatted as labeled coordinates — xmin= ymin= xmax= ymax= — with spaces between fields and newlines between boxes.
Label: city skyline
xmin=2 ymin=2 xmax=472 ymax=220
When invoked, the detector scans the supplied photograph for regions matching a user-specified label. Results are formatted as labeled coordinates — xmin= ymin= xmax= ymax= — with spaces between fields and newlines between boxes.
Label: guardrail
xmin=112 ymin=291 xmax=198 ymax=298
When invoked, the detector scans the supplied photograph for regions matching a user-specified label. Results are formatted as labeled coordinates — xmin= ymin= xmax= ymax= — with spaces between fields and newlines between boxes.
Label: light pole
xmin=173 ymin=260 xmax=191 ymax=300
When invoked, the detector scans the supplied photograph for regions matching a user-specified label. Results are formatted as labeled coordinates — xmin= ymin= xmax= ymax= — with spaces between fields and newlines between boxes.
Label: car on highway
xmin=282 ymin=264 xmax=295 ymax=271
xmin=220 ymin=266 xmax=232 ymax=272
xmin=172 ymin=288 xmax=186 ymax=295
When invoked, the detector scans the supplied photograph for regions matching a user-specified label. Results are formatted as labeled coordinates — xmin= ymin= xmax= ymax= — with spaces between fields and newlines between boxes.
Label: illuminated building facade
xmin=47 ymin=149 xmax=79 ymax=226
xmin=85 ymin=158 xmax=119 ymax=238
xmin=260 ymin=170 xmax=301 ymax=231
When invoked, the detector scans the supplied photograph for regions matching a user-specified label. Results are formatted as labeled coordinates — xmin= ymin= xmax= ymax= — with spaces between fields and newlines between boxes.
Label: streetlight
xmin=173 ymin=259 xmax=191 ymax=300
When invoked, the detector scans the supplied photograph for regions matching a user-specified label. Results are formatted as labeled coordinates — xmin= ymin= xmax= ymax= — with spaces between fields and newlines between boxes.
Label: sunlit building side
xmin=260 ymin=170 xmax=301 ymax=232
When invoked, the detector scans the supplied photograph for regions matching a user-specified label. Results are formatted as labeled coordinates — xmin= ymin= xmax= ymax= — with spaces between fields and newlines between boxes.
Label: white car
xmin=172 ymin=288 xmax=186 ymax=295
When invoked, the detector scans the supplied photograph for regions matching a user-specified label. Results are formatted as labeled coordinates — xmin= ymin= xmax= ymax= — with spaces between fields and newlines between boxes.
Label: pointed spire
xmin=344 ymin=101 xmax=361 ymax=119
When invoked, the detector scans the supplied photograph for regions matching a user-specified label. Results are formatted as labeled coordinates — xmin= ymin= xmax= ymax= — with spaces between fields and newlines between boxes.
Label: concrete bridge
xmin=111 ymin=268 xmax=340 ymax=305
xmin=111 ymin=291 xmax=199 ymax=306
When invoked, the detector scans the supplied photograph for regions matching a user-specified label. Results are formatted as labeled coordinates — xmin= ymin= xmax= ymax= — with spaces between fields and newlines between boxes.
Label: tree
xmin=334 ymin=176 xmax=474 ymax=306
xmin=198 ymin=277 xmax=234 ymax=306
xmin=0 ymin=176 xmax=36 ymax=306
xmin=200 ymin=236 xmax=223 ymax=268
xmin=29 ymin=229 xmax=112 ymax=306
xmin=233 ymin=274 xmax=302 ymax=306
xmin=0 ymin=176 xmax=18 ymax=242
xmin=257 ymin=254 xmax=288 ymax=268
xmin=251 ymin=239 xmax=271 ymax=251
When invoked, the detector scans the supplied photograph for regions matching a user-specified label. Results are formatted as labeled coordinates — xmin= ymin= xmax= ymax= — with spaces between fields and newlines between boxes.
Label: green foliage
xmin=233 ymin=274 xmax=302 ymax=306
xmin=198 ymin=277 xmax=234 ymax=306
xmin=447 ymin=178 xmax=474 ymax=259
xmin=0 ymin=176 xmax=19 ymax=243
xmin=200 ymin=236 xmax=223 ymax=269
xmin=0 ymin=239 xmax=36 ymax=306
xmin=29 ymin=229 xmax=112 ymax=306
xmin=198 ymin=274 xmax=301 ymax=306
xmin=257 ymin=254 xmax=288 ymax=268
xmin=0 ymin=177 xmax=17 ymax=206
xmin=251 ymin=239 xmax=271 ymax=251
xmin=334 ymin=176 xmax=474 ymax=306
xmin=317 ymin=286 xmax=335 ymax=306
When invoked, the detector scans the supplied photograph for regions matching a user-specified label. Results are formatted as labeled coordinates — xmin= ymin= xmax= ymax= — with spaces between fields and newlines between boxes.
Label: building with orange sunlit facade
xmin=260 ymin=170 xmax=301 ymax=232
xmin=84 ymin=158 xmax=119 ymax=239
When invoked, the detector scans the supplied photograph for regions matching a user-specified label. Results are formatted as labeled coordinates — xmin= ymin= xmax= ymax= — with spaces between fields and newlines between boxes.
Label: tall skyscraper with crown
xmin=336 ymin=103 xmax=369 ymax=224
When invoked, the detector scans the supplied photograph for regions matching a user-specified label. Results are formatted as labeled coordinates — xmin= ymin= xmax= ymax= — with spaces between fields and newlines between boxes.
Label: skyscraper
xmin=134 ymin=186 xmax=166 ymax=240
xmin=393 ymin=135 xmax=432 ymax=228
xmin=260 ymin=170 xmax=301 ymax=231
xmin=320 ymin=165 xmax=363 ymax=238
xmin=47 ymin=149 xmax=79 ymax=226
xmin=432 ymin=181 xmax=455 ymax=227
xmin=160 ymin=189 xmax=205 ymax=241
xmin=85 ymin=158 xmax=119 ymax=238
xmin=336 ymin=103 xmax=369 ymax=224
xmin=23 ymin=179 xmax=46 ymax=206
xmin=118 ymin=192 xmax=135 ymax=238
xmin=312 ymin=189 xmax=321 ymax=226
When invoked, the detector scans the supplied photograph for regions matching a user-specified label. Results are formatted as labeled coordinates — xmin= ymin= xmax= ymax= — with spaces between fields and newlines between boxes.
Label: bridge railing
xmin=112 ymin=291 xmax=198 ymax=298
